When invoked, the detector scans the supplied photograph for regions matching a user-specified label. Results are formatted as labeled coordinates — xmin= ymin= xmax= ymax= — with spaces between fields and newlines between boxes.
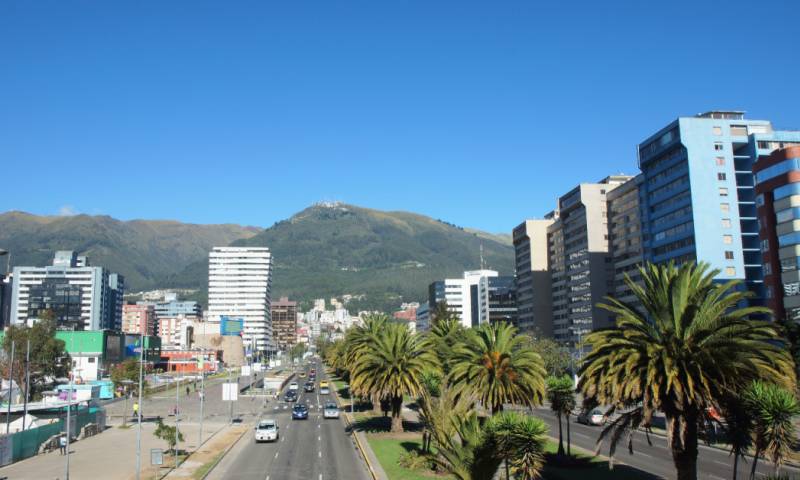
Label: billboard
xmin=220 ymin=317 xmax=244 ymax=336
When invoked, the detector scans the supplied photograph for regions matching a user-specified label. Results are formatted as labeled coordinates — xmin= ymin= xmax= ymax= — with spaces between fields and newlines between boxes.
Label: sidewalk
xmin=165 ymin=424 xmax=249 ymax=479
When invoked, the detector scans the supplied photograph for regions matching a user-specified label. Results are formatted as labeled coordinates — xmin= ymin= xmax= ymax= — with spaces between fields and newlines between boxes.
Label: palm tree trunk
xmin=732 ymin=453 xmax=738 ymax=480
xmin=372 ymin=393 xmax=382 ymax=415
xmin=749 ymin=447 xmax=761 ymax=480
xmin=665 ymin=412 xmax=699 ymax=480
xmin=556 ymin=412 xmax=564 ymax=456
xmin=566 ymin=412 xmax=571 ymax=456
xmin=390 ymin=395 xmax=404 ymax=433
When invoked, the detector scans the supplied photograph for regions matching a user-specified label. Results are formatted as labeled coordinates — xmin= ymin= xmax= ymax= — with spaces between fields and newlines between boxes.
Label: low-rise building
xmin=122 ymin=303 xmax=157 ymax=336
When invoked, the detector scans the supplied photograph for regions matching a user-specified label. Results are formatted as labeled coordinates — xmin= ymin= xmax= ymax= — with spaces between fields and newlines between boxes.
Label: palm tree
xmin=449 ymin=321 xmax=546 ymax=414
xmin=344 ymin=314 xmax=389 ymax=413
xmin=717 ymin=391 xmax=753 ymax=480
xmin=350 ymin=322 xmax=436 ymax=432
xmin=546 ymin=375 xmax=576 ymax=456
xmin=744 ymin=381 xmax=800 ymax=479
xmin=490 ymin=411 xmax=548 ymax=480
xmin=427 ymin=315 xmax=465 ymax=377
xmin=580 ymin=262 xmax=796 ymax=480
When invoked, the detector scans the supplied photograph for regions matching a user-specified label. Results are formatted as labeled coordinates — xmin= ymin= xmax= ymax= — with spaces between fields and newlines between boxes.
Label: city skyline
xmin=2 ymin=1 xmax=799 ymax=232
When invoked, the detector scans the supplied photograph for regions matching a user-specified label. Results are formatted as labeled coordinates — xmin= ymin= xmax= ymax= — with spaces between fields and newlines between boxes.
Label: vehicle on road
xmin=299 ymin=372 xmax=306 ymax=378
xmin=323 ymin=402 xmax=340 ymax=419
xmin=288 ymin=382 xmax=299 ymax=391
xmin=254 ymin=420 xmax=279 ymax=443
xmin=284 ymin=391 xmax=298 ymax=402
xmin=304 ymin=382 xmax=315 ymax=392
xmin=577 ymin=408 xmax=607 ymax=426
xmin=292 ymin=404 xmax=309 ymax=420
xmin=319 ymin=384 xmax=330 ymax=395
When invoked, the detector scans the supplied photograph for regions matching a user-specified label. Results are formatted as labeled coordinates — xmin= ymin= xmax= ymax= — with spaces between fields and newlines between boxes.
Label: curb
xmin=199 ymin=425 xmax=250 ymax=480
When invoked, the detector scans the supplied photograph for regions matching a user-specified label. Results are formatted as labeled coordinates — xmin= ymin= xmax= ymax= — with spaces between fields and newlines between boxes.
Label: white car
xmin=577 ymin=408 xmax=607 ymax=426
xmin=288 ymin=382 xmax=299 ymax=391
xmin=323 ymin=402 xmax=340 ymax=419
xmin=254 ymin=420 xmax=279 ymax=442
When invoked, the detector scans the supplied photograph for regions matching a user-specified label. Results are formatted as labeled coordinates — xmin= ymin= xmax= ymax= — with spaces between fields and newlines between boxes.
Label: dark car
xmin=292 ymin=403 xmax=309 ymax=420
xmin=284 ymin=391 xmax=298 ymax=403
xmin=304 ymin=382 xmax=315 ymax=392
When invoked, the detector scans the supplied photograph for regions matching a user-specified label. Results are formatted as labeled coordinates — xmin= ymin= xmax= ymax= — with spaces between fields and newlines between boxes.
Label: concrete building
xmin=271 ymin=297 xmax=298 ymax=351
xmin=157 ymin=315 xmax=194 ymax=349
xmin=10 ymin=251 xmax=124 ymax=331
xmin=207 ymin=246 xmax=273 ymax=353
xmin=637 ymin=111 xmax=800 ymax=306
xmin=486 ymin=276 xmax=517 ymax=324
xmin=149 ymin=299 xmax=201 ymax=320
xmin=548 ymin=176 xmax=631 ymax=346
xmin=754 ymin=146 xmax=800 ymax=322
xmin=512 ymin=218 xmax=555 ymax=336
xmin=607 ymin=175 xmax=645 ymax=308
xmin=427 ymin=270 xmax=515 ymax=329
xmin=122 ymin=303 xmax=157 ymax=336
xmin=415 ymin=301 xmax=430 ymax=332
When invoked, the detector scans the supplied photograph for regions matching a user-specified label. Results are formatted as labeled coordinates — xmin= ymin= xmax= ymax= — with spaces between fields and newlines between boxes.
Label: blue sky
xmin=2 ymin=0 xmax=799 ymax=233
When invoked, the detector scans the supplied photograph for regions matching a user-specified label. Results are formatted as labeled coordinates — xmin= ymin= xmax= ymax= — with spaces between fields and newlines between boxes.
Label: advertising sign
xmin=222 ymin=383 xmax=239 ymax=402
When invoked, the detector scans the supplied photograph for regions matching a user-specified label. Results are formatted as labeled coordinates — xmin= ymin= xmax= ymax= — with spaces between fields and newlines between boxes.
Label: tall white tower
xmin=208 ymin=246 xmax=273 ymax=352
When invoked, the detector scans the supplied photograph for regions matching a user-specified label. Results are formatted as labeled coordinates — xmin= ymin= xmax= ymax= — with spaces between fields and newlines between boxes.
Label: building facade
xmin=271 ymin=297 xmax=298 ymax=351
xmin=415 ymin=301 xmax=430 ymax=332
xmin=207 ymin=246 xmax=273 ymax=353
xmin=607 ymin=175 xmax=645 ymax=308
xmin=512 ymin=218 xmax=555 ymax=336
xmin=427 ymin=270 xmax=515 ymax=329
xmin=754 ymin=146 xmax=800 ymax=322
xmin=122 ymin=303 xmax=157 ymax=336
xmin=10 ymin=251 xmax=124 ymax=331
xmin=548 ymin=176 xmax=630 ymax=346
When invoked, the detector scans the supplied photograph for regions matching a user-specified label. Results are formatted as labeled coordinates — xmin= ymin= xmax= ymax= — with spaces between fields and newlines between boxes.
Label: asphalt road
xmin=533 ymin=407 xmax=800 ymax=479
xmin=212 ymin=359 xmax=370 ymax=480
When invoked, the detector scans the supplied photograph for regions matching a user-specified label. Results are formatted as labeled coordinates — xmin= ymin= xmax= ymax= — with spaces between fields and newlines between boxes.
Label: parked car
xmin=254 ymin=420 xmax=279 ymax=442
xmin=323 ymin=402 xmax=340 ymax=419
xmin=577 ymin=408 xmax=607 ymax=426
xmin=292 ymin=404 xmax=309 ymax=420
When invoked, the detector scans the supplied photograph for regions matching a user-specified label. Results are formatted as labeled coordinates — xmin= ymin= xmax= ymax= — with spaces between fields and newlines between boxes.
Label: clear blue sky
xmin=2 ymin=0 xmax=799 ymax=233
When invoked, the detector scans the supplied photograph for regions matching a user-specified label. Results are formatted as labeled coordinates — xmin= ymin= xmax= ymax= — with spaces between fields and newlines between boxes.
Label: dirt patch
xmin=162 ymin=425 xmax=249 ymax=479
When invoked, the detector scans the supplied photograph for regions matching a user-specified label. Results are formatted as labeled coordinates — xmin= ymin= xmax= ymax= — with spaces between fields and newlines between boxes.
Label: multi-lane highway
xmin=209 ymin=358 xmax=370 ymax=480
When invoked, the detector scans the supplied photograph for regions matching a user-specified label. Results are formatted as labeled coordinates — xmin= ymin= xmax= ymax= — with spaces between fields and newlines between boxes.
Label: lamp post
xmin=135 ymin=337 xmax=145 ymax=480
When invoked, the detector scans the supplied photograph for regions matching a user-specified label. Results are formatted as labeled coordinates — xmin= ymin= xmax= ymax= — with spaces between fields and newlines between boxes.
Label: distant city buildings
xmin=10 ymin=251 xmax=125 ymax=331
xmin=415 ymin=301 xmax=430 ymax=332
xmin=122 ymin=303 xmax=157 ymax=336
xmin=271 ymin=296 xmax=298 ymax=351
xmin=428 ymin=270 xmax=516 ymax=329
xmin=207 ymin=246 xmax=273 ymax=353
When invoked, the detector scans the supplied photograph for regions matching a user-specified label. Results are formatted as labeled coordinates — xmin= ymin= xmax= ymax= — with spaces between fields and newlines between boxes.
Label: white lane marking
xmin=266 ymin=476 xmax=269 ymax=480
xmin=274 ymin=451 xmax=279 ymax=459
xmin=709 ymin=476 xmax=725 ymax=480
xmin=319 ymin=475 xmax=322 ymax=480
xmin=714 ymin=460 xmax=729 ymax=466
xmin=635 ymin=451 xmax=653 ymax=458
xmin=318 ymin=436 xmax=321 ymax=441
xmin=318 ymin=451 xmax=322 ymax=458
xmin=572 ymin=431 xmax=591 ymax=439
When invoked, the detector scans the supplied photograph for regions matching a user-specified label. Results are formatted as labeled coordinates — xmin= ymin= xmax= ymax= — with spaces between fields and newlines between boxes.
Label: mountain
xmin=0 ymin=204 xmax=516 ymax=313
xmin=0 ymin=211 xmax=261 ymax=291
xmin=172 ymin=202 xmax=515 ymax=312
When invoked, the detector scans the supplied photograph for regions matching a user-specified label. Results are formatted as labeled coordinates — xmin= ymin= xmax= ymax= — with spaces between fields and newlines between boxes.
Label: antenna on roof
xmin=480 ymin=242 xmax=485 ymax=270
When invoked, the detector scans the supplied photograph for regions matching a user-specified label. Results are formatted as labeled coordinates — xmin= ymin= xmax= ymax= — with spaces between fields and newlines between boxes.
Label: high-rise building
xmin=548 ymin=176 xmax=631 ymax=345
xmin=207 ymin=246 xmax=273 ymax=352
xmin=512 ymin=217 xmax=555 ymax=336
xmin=486 ymin=276 xmax=517 ymax=324
xmin=754 ymin=146 xmax=800 ymax=322
xmin=122 ymin=303 xmax=157 ymax=336
xmin=10 ymin=251 xmax=125 ymax=331
xmin=271 ymin=297 xmax=298 ymax=351
xmin=0 ymin=274 xmax=12 ymax=329
xmin=427 ymin=270 xmax=515 ymax=329
xmin=637 ymin=111 xmax=800 ymax=305
xmin=607 ymin=175 xmax=645 ymax=308
xmin=415 ymin=301 xmax=430 ymax=332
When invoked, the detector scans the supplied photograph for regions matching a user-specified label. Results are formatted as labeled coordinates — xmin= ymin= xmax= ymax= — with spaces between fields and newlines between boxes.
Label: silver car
xmin=323 ymin=402 xmax=340 ymax=419
xmin=254 ymin=419 xmax=279 ymax=442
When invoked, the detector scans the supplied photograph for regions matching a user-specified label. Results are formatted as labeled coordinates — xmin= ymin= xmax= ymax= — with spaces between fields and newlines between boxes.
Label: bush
xmin=397 ymin=450 xmax=433 ymax=470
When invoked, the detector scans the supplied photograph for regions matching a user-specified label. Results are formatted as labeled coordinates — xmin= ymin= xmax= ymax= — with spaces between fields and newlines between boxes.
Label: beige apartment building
xmin=607 ymin=175 xmax=644 ymax=308
xmin=512 ymin=217 xmax=555 ymax=336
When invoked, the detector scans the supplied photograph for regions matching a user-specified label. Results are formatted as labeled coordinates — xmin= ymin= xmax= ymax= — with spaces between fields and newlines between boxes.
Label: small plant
xmin=153 ymin=419 xmax=184 ymax=454
xmin=397 ymin=450 xmax=432 ymax=470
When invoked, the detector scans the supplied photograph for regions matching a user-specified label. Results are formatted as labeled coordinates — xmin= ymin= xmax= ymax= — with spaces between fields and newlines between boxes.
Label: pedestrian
xmin=133 ymin=401 xmax=139 ymax=421
xmin=186 ymin=386 xmax=190 ymax=397
xmin=59 ymin=434 xmax=67 ymax=455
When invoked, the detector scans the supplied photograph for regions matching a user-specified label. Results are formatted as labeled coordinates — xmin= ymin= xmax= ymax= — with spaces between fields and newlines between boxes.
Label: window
xmin=776 ymin=207 xmax=800 ymax=224
xmin=775 ymin=183 xmax=800 ymax=200
xmin=88 ymin=357 xmax=96 ymax=364
xmin=721 ymin=203 xmax=730 ymax=213
xmin=716 ymin=156 xmax=726 ymax=166
xmin=719 ymin=187 xmax=729 ymax=196
xmin=713 ymin=126 xmax=723 ymax=136
xmin=724 ymin=251 xmax=734 ymax=260
xmin=756 ymin=194 xmax=765 ymax=206
xmin=762 ymin=239 xmax=770 ymax=252
xmin=722 ymin=218 xmax=732 ymax=228
xmin=725 ymin=266 xmax=736 ymax=276
xmin=764 ymin=263 xmax=772 ymax=275
xmin=723 ymin=235 xmax=733 ymax=244
xmin=779 ymin=232 xmax=800 ymax=248
xmin=718 ymin=173 xmax=726 ymax=181
xmin=714 ymin=142 xmax=724 ymax=151
xmin=730 ymin=125 xmax=748 ymax=136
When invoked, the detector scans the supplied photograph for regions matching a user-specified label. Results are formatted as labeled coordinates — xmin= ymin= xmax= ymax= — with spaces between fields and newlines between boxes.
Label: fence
xmin=0 ymin=407 xmax=105 ymax=466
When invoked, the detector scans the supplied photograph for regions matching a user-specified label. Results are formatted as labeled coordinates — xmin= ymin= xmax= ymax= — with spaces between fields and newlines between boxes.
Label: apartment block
xmin=428 ymin=270 xmax=516 ymax=329
xmin=207 ymin=246 xmax=273 ymax=353
xmin=548 ymin=176 xmax=631 ymax=345
xmin=512 ymin=218 xmax=555 ymax=336
xmin=122 ymin=303 xmax=157 ymax=336
xmin=754 ymin=146 xmax=800 ymax=321
xmin=10 ymin=251 xmax=125 ymax=331
xmin=271 ymin=296 xmax=298 ymax=351
xmin=607 ymin=175 xmax=644 ymax=307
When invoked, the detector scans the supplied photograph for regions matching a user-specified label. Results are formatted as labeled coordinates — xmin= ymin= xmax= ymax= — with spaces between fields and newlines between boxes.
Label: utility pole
xmin=175 ymin=375 xmax=180 ymax=468
xmin=135 ymin=336 xmax=145 ymax=480
xmin=5 ymin=340 xmax=15 ymax=434
xmin=199 ymin=354 xmax=205 ymax=449
xmin=227 ymin=368 xmax=233 ymax=424
xmin=22 ymin=339 xmax=30 ymax=431
xmin=65 ymin=332 xmax=74 ymax=480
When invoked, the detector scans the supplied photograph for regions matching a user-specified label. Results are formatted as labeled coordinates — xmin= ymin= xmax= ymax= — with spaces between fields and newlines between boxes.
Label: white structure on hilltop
xmin=207 ymin=247 xmax=273 ymax=352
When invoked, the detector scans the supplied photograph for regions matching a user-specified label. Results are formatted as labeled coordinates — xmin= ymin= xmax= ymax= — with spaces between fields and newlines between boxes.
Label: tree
xmin=449 ymin=321 xmax=546 ymax=414
xmin=490 ymin=411 xmax=548 ymax=480
xmin=528 ymin=337 xmax=571 ymax=377
xmin=110 ymin=358 xmax=148 ymax=394
xmin=743 ymin=381 xmax=800 ymax=478
xmin=427 ymin=315 xmax=465 ymax=377
xmin=546 ymin=375 xmax=576 ymax=456
xmin=350 ymin=322 xmax=436 ymax=432
xmin=717 ymin=391 xmax=753 ymax=480
xmin=580 ymin=262 xmax=796 ymax=480
xmin=154 ymin=419 xmax=184 ymax=454
xmin=344 ymin=314 xmax=389 ymax=413
xmin=289 ymin=342 xmax=307 ymax=362
xmin=2 ymin=318 xmax=70 ymax=400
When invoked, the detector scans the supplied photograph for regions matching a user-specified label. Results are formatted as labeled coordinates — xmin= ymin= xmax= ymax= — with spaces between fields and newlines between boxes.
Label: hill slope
xmin=232 ymin=203 xmax=514 ymax=311
xmin=0 ymin=212 xmax=261 ymax=290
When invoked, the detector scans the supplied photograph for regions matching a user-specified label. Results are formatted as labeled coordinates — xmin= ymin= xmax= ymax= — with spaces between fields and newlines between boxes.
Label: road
xmin=533 ymin=407 xmax=800 ymax=479
xmin=209 ymin=358 xmax=370 ymax=480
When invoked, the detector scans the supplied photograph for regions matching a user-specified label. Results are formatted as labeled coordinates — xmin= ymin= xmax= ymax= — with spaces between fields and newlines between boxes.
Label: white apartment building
xmin=207 ymin=247 xmax=273 ymax=352
xmin=436 ymin=270 xmax=499 ymax=329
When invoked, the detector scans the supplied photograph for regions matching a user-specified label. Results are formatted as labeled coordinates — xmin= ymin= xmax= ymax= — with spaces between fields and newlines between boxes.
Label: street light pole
xmin=5 ymin=340 xmax=15 ymax=434
xmin=175 ymin=375 xmax=180 ymax=468
xmin=22 ymin=339 xmax=30 ymax=431
xmin=135 ymin=336 xmax=145 ymax=480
